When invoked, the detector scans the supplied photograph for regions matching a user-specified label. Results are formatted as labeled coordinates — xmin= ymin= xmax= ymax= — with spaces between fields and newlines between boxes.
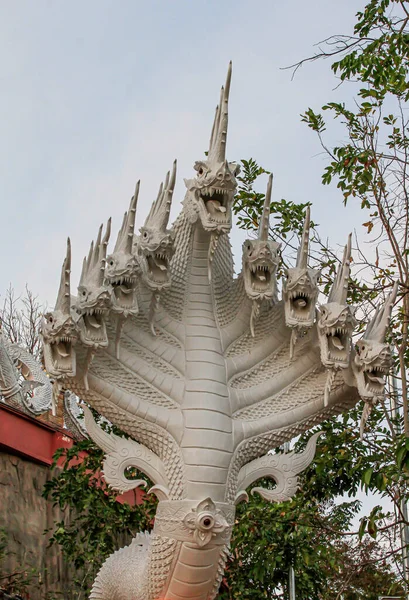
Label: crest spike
xmin=102 ymin=218 xmax=111 ymax=256
xmin=156 ymin=181 xmax=164 ymax=204
xmin=298 ymin=206 xmax=311 ymax=269
xmin=96 ymin=218 xmax=111 ymax=285
xmin=169 ymin=159 xmax=177 ymax=190
xmin=164 ymin=170 xmax=170 ymax=191
xmin=209 ymin=105 xmax=219 ymax=154
xmin=86 ymin=240 xmax=94 ymax=271
xmin=144 ymin=161 xmax=177 ymax=232
xmin=208 ymin=62 xmax=232 ymax=163
xmin=329 ymin=233 xmax=352 ymax=304
xmin=259 ymin=174 xmax=273 ymax=242
xmin=114 ymin=212 xmax=128 ymax=253
xmin=79 ymin=255 xmax=87 ymax=286
xmin=55 ymin=238 xmax=71 ymax=313
xmin=364 ymin=281 xmax=398 ymax=342
xmin=125 ymin=181 xmax=139 ymax=253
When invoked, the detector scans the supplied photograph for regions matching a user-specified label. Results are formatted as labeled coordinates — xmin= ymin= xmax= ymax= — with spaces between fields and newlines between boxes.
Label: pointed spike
xmin=224 ymin=60 xmax=232 ymax=103
xmin=79 ymin=256 xmax=87 ymax=286
xmin=114 ymin=211 xmax=128 ymax=252
xmin=298 ymin=206 xmax=311 ymax=269
xmin=55 ymin=238 xmax=71 ymax=313
xmin=209 ymin=105 xmax=219 ymax=154
xmin=329 ymin=233 xmax=352 ymax=304
xmin=259 ymin=174 xmax=273 ymax=242
xmin=156 ymin=181 xmax=164 ymax=204
xmin=91 ymin=225 xmax=103 ymax=269
xmin=102 ymin=218 xmax=111 ymax=256
xmin=95 ymin=224 xmax=103 ymax=252
xmin=208 ymin=63 xmax=232 ymax=163
xmin=169 ymin=159 xmax=177 ymax=190
xmin=124 ymin=181 xmax=139 ymax=253
xmin=164 ymin=170 xmax=170 ymax=191
xmin=86 ymin=241 xmax=94 ymax=270
xmin=364 ymin=281 xmax=398 ymax=342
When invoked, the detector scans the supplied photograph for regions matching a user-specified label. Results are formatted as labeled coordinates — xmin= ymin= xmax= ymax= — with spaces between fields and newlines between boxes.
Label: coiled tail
xmin=90 ymin=499 xmax=235 ymax=600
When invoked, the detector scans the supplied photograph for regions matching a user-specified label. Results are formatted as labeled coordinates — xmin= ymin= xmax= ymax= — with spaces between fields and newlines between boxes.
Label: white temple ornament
xmin=41 ymin=62 xmax=397 ymax=600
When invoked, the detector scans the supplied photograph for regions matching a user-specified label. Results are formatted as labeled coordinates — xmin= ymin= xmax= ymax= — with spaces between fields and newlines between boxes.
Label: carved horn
xmin=161 ymin=159 xmax=177 ymax=232
xmin=125 ymin=181 xmax=139 ymax=253
xmin=297 ymin=206 xmax=311 ymax=269
xmin=114 ymin=181 xmax=139 ymax=254
xmin=144 ymin=161 xmax=177 ymax=232
xmin=329 ymin=233 xmax=352 ymax=304
xmin=208 ymin=62 xmax=232 ymax=163
xmin=114 ymin=211 xmax=128 ymax=253
xmin=364 ymin=281 xmax=398 ymax=342
xmin=55 ymin=238 xmax=71 ymax=314
xmin=259 ymin=174 xmax=273 ymax=242
xmin=99 ymin=218 xmax=111 ymax=284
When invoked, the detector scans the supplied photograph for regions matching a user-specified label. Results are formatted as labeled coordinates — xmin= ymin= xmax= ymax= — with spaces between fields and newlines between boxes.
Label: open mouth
xmin=146 ymin=252 xmax=170 ymax=284
xmin=362 ymin=365 xmax=387 ymax=394
xmin=81 ymin=309 xmax=108 ymax=345
xmin=323 ymin=326 xmax=350 ymax=363
xmin=249 ymin=263 xmax=272 ymax=293
xmin=200 ymin=188 xmax=230 ymax=223
xmin=288 ymin=290 xmax=313 ymax=321
xmin=110 ymin=276 xmax=136 ymax=309
xmin=49 ymin=336 xmax=74 ymax=372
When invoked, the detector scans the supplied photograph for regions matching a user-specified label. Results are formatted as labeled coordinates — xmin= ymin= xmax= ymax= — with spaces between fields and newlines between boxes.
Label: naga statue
xmin=43 ymin=63 xmax=397 ymax=600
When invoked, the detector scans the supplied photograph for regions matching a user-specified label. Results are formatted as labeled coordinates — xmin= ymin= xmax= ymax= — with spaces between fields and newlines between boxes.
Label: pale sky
xmin=0 ymin=0 xmax=367 ymax=306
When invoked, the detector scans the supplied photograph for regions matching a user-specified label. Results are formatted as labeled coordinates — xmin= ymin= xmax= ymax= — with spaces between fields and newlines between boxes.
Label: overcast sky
xmin=0 ymin=0 xmax=367 ymax=306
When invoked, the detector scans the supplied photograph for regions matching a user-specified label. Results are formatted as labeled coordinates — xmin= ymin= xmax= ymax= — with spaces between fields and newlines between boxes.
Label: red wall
xmin=0 ymin=403 xmax=143 ymax=505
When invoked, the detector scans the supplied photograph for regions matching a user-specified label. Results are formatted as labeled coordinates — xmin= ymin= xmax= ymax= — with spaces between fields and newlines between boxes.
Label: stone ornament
xmin=43 ymin=62 xmax=397 ymax=600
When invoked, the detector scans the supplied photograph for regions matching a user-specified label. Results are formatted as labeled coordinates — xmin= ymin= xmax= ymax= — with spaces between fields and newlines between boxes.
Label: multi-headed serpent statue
xmin=43 ymin=63 xmax=396 ymax=600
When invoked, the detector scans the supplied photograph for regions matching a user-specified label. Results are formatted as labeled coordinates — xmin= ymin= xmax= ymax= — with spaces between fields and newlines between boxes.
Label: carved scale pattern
xmin=90 ymin=352 xmax=177 ymax=409
xmin=211 ymin=233 xmax=239 ymax=328
xmin=210 ymin=546 xmax=230 ymax=600
xmin=147 ymin=535 xmax=179 ymax=600
xmin=161 ymin=213 xmax=192 ymax=322
xmin=68 ymin=384 xmax=186 ymax=500
xmin=225 ymin=301 xmax=283 ymax=357
xmin=128 ymin=312 xmax=182 ymax=349
xmin=234 ymin=366 xmax=336 ymax=420
xmin=225 ymin=395 xmax=353 ymax=504
xmin=230 ymin=335 xmax=312 ymax=390
xmin=106 ymin=322 xmax=183 ymax=382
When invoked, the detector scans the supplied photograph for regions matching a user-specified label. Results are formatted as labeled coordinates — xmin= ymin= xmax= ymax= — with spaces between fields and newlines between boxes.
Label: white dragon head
xmin=105 ymin=182 xmax=140 ymax=316
xmin=242 ymin=175 xmax=280 ymax=302
xmin=283 ymin=207 xmax=320 ymax=329
xmin=136 ymin=161 xmax=176 ymax=292
xmin=42 ymin=238 xmax=78 ymax=378
xmin=183 ymin=63 xmax=240 ymax=233
xmin=353 ymin=282 xmax=397 ymax=401
xmin=75 ymin=220 xmax=112 ymax=348
xmin=317 ymin=234 xmax=357 ymax=369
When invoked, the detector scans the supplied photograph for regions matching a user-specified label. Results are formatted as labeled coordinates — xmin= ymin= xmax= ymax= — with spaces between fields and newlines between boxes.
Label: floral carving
xmin=183 ymin=498 xmax=229 ymax=547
